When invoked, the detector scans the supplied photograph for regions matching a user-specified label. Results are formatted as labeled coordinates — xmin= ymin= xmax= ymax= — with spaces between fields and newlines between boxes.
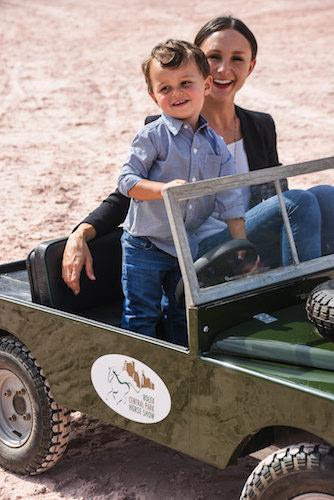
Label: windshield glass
xmin=163 ymin=158 xmax=334 ymax=306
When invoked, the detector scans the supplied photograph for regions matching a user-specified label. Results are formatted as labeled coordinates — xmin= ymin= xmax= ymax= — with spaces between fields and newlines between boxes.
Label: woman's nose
xmin=217 ymin=60 xmax=230 ymax=73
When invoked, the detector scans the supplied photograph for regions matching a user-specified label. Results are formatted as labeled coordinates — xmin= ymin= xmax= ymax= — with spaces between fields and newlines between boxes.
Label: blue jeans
xmin=121 ymin=231 xmax=187 ymax=346
xmin=198 ymin=189 xmax=322 ymax=267
xmin=308 ymin=185 xmax=334 ymax=256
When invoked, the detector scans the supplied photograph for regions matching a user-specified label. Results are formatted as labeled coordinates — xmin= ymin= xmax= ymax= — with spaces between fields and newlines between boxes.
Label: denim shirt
xmin=117 ymin=113 xmax=244 ymax=257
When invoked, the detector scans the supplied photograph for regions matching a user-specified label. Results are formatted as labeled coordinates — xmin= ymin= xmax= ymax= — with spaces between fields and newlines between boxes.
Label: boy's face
xmin=149 ymin=57 xmax=212 ymax=130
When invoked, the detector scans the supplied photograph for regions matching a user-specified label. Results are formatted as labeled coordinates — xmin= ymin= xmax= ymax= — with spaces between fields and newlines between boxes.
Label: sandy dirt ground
xmin=0 ymin=0 xmax=334 ymax=498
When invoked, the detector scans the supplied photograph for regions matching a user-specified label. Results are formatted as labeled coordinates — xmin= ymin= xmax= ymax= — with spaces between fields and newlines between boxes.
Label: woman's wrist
xmin=72 ymin=223 xmax=97 ymax=243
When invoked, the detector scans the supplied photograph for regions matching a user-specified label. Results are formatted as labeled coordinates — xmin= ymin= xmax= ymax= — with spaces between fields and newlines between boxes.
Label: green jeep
xmin=0 ymin=157 xmax=333 ymax=499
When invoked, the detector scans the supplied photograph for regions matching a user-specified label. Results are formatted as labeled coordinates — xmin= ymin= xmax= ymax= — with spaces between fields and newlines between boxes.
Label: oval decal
xmin=91 ymin=354 xmax=171 ymax=424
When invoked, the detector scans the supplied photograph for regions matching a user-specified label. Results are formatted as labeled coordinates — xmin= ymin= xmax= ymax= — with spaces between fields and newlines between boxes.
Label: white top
xmin=227 ymin=138 xmax=251 ymax=209
xmin=194 ymin=138 xmax=250 ymax=243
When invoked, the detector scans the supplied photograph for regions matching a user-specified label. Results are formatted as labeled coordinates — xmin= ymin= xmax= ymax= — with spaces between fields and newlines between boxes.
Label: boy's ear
xmin=149 ymin=92 xmax=158 ymax=105
xmin=204 ymin=75 xmax=213 ymax=96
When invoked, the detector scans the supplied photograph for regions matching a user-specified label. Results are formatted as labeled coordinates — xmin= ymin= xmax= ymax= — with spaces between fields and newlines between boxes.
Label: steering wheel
xmin=175 ymin=239 xmax=258 ymax=304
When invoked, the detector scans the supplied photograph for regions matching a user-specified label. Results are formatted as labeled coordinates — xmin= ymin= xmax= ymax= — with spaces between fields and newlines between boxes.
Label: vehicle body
xmin=0 ymin=157 xmax=334 ymax=498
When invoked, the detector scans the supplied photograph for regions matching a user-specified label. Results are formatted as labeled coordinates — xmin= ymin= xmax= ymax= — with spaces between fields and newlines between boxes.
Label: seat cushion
xmin=26 ymin=228 xmax=123 ymax=312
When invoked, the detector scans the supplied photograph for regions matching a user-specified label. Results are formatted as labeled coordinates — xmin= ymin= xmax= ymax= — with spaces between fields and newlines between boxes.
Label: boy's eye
xmin=181 ymin=81 xmax=192 ymax=87
xmin=159 ymin=86 xmax=170 ymax=94
xmin=232 ymin=56 xmax=243 ymax=62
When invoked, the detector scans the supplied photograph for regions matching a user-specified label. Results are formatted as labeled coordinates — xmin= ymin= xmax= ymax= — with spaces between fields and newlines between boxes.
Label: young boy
xmin=117 ymin=39 xmax=245 ymax=346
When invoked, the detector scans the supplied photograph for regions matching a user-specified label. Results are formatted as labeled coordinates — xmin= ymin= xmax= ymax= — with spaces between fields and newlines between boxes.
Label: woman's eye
xmin=207 ymin=54 xmax=220 ymax=61
xmin=232 ymin=56 xmax=243 ymax=62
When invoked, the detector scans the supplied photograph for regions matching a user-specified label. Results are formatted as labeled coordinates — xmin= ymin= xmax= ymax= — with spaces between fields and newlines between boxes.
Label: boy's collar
xmin=160 ymin=112 xmax=208 ymax=135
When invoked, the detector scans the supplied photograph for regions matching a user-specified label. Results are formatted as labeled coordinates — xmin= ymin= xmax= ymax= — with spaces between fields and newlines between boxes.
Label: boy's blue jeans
xmin=121 ymin=231 xmax=187 ymax=346
xmin=120 ymin=186 xmax=334 ymax=345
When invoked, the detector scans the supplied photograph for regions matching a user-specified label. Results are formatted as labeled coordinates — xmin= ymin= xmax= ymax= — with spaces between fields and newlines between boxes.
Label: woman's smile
xmin=212 ymin=78 xmax=234 ymax=90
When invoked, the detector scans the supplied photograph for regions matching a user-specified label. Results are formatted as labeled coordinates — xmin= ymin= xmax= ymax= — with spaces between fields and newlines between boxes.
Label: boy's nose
xmin=172 ymin=87 xmax=184 ymax=97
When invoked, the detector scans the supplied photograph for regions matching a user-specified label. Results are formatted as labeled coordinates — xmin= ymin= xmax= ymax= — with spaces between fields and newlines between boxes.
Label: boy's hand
xmin=237 ymin=252 xmax=261 ymax=273
xmin=161 ymin=179 xmax=187 ymax=193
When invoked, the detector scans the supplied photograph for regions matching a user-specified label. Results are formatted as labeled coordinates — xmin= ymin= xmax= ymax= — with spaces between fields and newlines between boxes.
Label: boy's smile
xmin=149 ymin=58 xmax=212 ymax=130
xmin=172 ymin=98 xmax=189 ymax=106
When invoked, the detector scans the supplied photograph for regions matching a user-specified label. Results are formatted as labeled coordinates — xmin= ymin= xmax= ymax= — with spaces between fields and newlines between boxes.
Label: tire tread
xmin=306 ymin=280 xmax=334 ymax=339
xmin=0 ymin=335 xmax=71 ymax=475
xmin=240 ymin=442 xmax=334 ymax=499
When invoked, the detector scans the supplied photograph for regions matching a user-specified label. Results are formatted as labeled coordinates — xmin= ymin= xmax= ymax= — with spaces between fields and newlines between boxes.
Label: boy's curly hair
xmin=142 ymin=39 xmax=210 ymax=93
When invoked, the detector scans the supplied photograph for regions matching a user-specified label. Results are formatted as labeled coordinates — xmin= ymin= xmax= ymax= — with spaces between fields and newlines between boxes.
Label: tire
xmin=240 ymin=443 xmax=334 ymax=500
xmin=0 ymin=335 xmax=71 ymax=475
xmin=306 ymin=280 xmax=334 ymax=341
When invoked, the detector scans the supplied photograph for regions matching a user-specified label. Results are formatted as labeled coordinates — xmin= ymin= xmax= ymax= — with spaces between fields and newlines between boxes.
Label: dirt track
xmin=1 ymin=0 xmax=334 ymax=498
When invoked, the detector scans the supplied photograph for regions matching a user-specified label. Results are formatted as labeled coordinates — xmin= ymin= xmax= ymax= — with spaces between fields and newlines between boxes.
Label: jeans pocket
xmin=121 ymin=232 xmax=153 ymax=251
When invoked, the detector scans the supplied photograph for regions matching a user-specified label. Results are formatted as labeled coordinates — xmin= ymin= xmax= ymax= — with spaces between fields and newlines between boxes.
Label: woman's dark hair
xmin=194 ymin=16 xmax=258 ymax=59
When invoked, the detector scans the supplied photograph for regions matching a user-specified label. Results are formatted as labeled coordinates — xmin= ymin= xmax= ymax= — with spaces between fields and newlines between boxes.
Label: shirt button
xmin=189 ymin=204 xmax=193 ymax=210
xmin=193 ymin=148 xmax=198 ymax=154
xmin=191 ymin=176 xmax=197 ymax=182
xmin=184 ymin=124 xmax=188 ymax=129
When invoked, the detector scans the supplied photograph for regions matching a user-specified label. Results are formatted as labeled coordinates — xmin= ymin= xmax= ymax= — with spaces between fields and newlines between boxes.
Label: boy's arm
xmin=129 ymin=179 xmax=166 ymax=200
xmin=211 ymin=139 xmax=248 ymax=241
xmin=118 ymin=129 xmax=185 ymax=201
xmin=215 ymin=166 xmax=245 ymax=232
xmin=130 ymin=179 xmax=186 ymax=200
xmin=226 ymin=217 xmax=247 ymax=240
xmin=215 ymin=147 xmax=260 ymax=269
xmin=117 ymin=129 xmax=159 ymax=198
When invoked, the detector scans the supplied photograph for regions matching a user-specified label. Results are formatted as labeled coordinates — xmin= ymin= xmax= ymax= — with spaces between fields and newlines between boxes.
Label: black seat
xmin=26 ymin=228 xmax=123 ymax=314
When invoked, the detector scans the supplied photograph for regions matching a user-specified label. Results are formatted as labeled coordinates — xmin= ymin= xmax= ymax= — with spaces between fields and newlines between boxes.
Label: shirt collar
xmin=160 ymin=112 xmax=208 ymax=136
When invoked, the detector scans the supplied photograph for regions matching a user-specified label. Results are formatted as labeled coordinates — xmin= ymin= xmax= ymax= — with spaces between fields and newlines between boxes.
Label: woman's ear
xmin=204 ymin=75 xmax=213 ymax=96
xmin=248 ymin=58 xmax=256 ymax=76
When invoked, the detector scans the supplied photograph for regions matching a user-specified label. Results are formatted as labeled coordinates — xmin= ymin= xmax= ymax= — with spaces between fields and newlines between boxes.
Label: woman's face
xmin=200 ymin=28 xmax=256 ymax=101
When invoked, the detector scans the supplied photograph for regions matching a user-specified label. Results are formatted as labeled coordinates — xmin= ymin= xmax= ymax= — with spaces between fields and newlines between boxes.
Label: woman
xmin=62 ymin=16 xmax=334 ymax=296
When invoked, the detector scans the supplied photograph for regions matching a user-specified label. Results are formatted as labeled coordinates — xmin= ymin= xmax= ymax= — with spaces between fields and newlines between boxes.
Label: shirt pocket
xmin=203 ymin=154 xmax=221 ymax=180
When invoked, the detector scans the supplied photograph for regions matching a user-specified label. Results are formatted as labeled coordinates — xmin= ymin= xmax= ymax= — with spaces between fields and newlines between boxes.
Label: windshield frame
xmin=162 ymin=156 xmax=334 ymax=307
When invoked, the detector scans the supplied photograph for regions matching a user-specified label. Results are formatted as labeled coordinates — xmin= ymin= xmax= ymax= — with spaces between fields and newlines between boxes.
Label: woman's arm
xmin=265 ymin=114 xmax=280 ymax=167
xmin=62 ymin=189 xmax=130 ymax=294
xmin=62 ymin=118 xmax=160 ymax=295
xmin=80 ymin=189 xmax=130 ymax=237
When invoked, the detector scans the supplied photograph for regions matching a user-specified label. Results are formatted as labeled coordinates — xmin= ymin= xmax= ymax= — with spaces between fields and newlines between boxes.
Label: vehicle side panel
xmin=190 ymin=356 xmax=334 ymax=469
xmin=0 ymin=297 xmax=193 ymax=456
xmin=1 ymin=297 xmax=334 ymax=470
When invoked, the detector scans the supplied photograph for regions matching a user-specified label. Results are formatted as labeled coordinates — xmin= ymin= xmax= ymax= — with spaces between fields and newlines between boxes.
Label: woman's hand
xmin=61 ymin=223 xmax=97 ymax=295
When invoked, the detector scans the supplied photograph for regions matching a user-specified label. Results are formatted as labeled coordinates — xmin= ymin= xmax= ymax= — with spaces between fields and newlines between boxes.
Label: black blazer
xmin=82 ymin=106 xmax=284 ymax=236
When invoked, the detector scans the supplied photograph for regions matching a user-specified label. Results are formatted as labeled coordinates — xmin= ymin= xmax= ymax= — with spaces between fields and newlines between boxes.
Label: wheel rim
xmin=0 ymin=369 xmax=33 ymax=447
xmin=292 ymin=495 xmax=334 ymax=499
